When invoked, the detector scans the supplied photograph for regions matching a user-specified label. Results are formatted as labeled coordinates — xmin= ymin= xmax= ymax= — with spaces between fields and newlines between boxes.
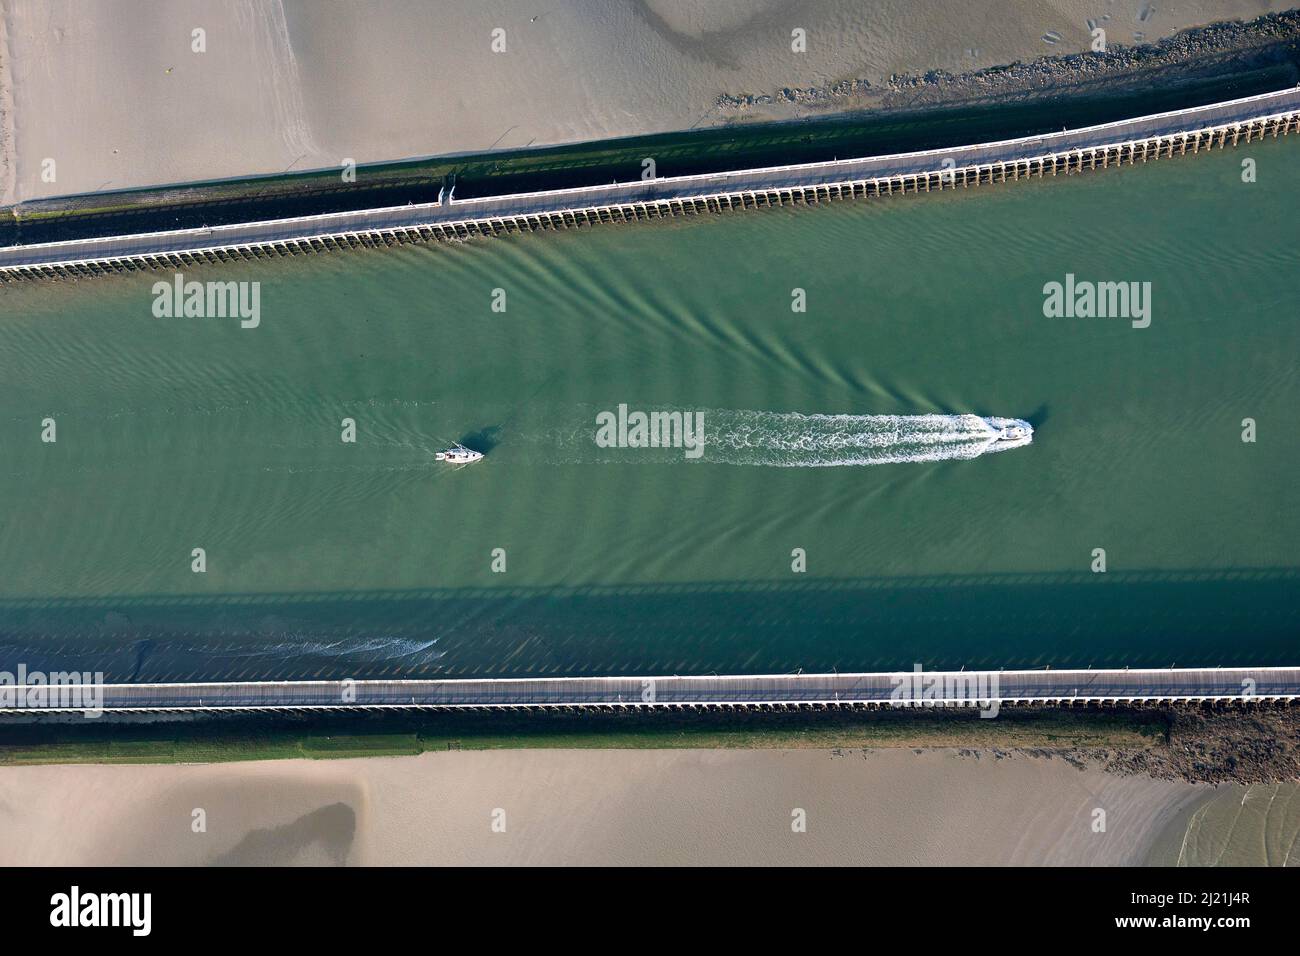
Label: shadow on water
xmin=1025 ymin=404 xmax=1051 ymax=429
xmin=1 ymin=568 xmax=1296 ymax=682
xmin=457 ymin=424 xmax=504 ymax=454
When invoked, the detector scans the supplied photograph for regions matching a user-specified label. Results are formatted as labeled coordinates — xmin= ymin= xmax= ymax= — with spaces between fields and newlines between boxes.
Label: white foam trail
xmin=699 ymin=410 xmax=1001 ymax=467
xmin=539 ymin=409 xmax=1013 ymax=467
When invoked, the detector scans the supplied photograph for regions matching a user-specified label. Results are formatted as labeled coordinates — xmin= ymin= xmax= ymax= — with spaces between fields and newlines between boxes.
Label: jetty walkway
xmin=2 ymin=87 xmax=1299 ymax=280
xmin=2 ymin=667 xmax=1297 ymax=715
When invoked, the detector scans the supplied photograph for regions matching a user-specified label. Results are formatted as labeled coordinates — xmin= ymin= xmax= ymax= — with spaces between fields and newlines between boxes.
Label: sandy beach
xmin=0 ymin=748 xmax=1222 ymax=866
xmin=0 ymin=0 xmax=1289 ymax=204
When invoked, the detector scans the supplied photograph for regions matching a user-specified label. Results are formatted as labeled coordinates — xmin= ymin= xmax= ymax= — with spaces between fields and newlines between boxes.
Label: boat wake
xmin=540 ymin=409 xmax=1031 ymax=467
xmin=699 ymin=410 xmax=1026 ymax=467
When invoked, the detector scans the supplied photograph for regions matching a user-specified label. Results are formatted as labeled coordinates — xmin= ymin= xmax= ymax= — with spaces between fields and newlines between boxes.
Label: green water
xmin=1147 ymin=783 xmax=1300 ymax=866
xmin=1 ymin=137 xmax=1297 ymax=680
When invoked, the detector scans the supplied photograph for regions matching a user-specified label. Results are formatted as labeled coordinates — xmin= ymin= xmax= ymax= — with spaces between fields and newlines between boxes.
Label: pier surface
xmin=3 ymin=667 xmax=1297 ymax=714
xmin=3 ymin=87 xmax=1299 ymax=279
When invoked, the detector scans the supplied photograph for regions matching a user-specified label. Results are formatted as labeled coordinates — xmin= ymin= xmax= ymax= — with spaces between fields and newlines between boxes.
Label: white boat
xmin=982 ymin=416 xmax=1034 ymax=451
xmin=435 ymin=444 xmax=484 ymax=465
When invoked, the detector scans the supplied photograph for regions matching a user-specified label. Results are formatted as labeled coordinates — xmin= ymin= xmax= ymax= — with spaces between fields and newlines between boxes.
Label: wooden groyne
xmin=1 ymin=666 xmax=1297 ymax=716
xmin=2 ymin=88 xmax=1299 ymax=281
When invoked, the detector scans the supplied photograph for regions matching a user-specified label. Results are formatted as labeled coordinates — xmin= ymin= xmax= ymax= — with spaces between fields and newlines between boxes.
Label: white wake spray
xmin=537 ymin=408 xmax=1026 ymax=467
xmin=698 ymin=410 xmax=1009 ymax=467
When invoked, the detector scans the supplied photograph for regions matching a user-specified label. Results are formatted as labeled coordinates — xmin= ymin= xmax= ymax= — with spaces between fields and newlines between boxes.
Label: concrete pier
xmin=2 ymin=88 xmax=1299 ymax=281
xmin=1 ymin=666 xmax=1296 ymax=715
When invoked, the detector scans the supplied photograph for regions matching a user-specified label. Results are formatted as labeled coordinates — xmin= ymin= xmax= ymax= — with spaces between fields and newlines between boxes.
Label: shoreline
xmin=2 ymin=9 xmax=1297 ymax=248
xmin=3 ymin=85 xmax=1297 ymax=278
xmin=4 ymin=70 xmax=1289 ymax=240
xmin=3 ymin=704 xmax=1298 ymax=788
xmin=1 ymin=2 xmax=1295 ymax=204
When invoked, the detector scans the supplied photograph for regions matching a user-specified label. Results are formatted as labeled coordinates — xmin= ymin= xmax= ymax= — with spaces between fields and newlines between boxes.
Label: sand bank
xmin=0 ymin=748 xmax=1211 ymax=865
xmin=0 ymin=0 xmax=1289 ymax=204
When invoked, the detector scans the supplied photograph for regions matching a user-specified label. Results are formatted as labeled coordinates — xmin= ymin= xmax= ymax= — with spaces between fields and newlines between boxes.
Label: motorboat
xmin=435 ymin=444 xmax=484 ymax=465
xmin=981 ymin=417 xmax=1034 ymax=451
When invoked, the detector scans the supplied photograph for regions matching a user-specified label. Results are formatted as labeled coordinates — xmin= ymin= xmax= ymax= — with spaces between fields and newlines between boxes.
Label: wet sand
xmin=0 ymin=0 xmax=1288 ymax=203
xmin=0 ymin=748 xmax=1211 ymax=865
